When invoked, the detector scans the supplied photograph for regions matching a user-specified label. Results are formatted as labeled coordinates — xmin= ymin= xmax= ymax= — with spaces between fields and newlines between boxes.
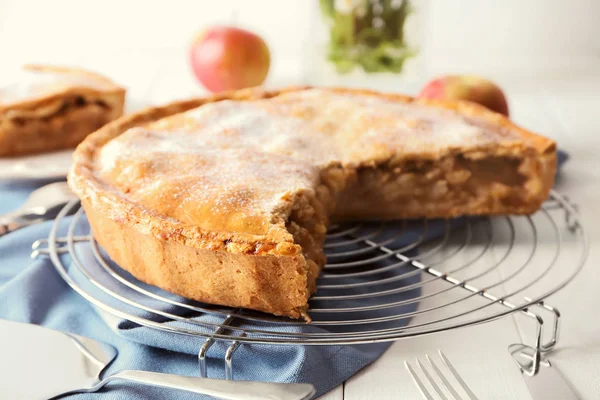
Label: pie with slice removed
xmin=68 ymin=87 xmax=556 ymax=320
xmin=0 ymin=65 xmax=125 ymax=156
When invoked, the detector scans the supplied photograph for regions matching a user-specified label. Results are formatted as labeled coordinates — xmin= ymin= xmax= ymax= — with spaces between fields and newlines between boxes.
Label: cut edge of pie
xmin=0 ymin=64 xmax=126 ymax=157
xmin=68 ymin=86 xmax=557 ymax=320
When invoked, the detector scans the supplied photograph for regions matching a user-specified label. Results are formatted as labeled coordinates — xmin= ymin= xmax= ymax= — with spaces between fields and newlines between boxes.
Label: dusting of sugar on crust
xmin=99 ymin=130 xmax=319 ymax=235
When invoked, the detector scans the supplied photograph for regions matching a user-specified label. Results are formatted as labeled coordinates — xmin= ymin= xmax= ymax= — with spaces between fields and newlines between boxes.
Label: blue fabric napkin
xmin=0 ymin=150 xmax=568 ymax=399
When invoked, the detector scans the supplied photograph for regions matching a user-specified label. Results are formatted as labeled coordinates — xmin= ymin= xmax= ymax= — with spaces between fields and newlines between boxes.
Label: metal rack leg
xmin=525 ymin=299 xmax=561 ymax=353
xmin=198 ymin=315 xmax=235 ymax=378
xmin=509 ymin=310 xmax=544 ymax=376
xmin=225 ymin=334 xmax=246 ymax=380
xmin=509 ymin=302 xmax=561 ymax=376
xmin=198 ymin=338 xmax=215 ymax=378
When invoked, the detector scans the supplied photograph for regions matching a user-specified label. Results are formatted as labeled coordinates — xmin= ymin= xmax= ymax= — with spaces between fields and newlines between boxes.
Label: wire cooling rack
xmin=32 ymin=190 xmax=588 ymax=377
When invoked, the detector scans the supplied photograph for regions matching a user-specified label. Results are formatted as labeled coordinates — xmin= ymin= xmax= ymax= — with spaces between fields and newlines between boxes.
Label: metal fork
xmin=405 ymin=350 xmax=480 ymax=400
xmin=0 ymin=181 xmax=77 ymax=236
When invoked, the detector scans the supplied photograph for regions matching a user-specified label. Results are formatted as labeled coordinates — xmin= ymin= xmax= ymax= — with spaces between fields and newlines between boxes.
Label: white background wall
xmin=1 ymin=0 xmax=599 ymax=86
xmin=426 ymin=0 xmax=600 ymax=77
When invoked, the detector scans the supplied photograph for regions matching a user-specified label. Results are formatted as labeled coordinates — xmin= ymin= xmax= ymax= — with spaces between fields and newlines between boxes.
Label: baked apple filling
xmin=285 ymin=189 xmax=330 ymax=300
xmin=1 ymin=96 xmax=109 ymax=127
xmin=278 ymin=165 xmax=346 ymax=311
xmin=333 ymin=152 xmax=541 ymax=220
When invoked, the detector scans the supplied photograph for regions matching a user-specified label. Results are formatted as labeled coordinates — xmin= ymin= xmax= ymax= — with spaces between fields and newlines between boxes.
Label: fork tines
xmin=405 ymin=350 xmax=479 ymax=400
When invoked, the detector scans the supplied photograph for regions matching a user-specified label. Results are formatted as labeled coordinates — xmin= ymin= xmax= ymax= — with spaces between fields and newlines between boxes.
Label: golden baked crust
xmin=0 ymin=65 xmax=126 ymax=156
xmin=68 ymin=86 xmax=556 ymax=320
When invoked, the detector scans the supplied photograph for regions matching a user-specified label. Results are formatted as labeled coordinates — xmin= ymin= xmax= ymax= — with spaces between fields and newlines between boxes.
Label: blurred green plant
xmin=319 ymin=0 xmax=415 ymax=74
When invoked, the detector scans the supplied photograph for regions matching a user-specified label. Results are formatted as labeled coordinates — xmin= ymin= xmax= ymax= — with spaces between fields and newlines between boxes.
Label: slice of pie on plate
xmin=0 ymin=65 xmax=126 ymax=157
xmin=68 ymin=87 xmax=556 ymax=320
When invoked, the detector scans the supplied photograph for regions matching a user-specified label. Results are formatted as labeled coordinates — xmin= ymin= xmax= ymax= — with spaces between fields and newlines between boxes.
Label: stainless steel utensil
xmin=522 ymin=360 xmax=581 ymax=400
xmin=405 ymin=350 xmax=479 ymax=400
xmin=0 ymin=181 xmax=77 ymax=236
xmin=0 ymin=319 xmax=315 ymax=400
xmin=510 ymin=343 xmax=581 ymax=400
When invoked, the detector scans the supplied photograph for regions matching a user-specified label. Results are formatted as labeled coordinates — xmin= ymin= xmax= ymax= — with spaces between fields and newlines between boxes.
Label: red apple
xmin=419 ymin=75 xmax=509 ymax=116
xmin=189 ymin=26 xmax=270 ymax=92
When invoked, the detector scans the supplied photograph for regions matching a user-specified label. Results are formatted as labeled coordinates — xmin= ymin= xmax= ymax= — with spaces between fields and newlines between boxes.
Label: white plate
xmin=0 ymin=149 xmax=74 ymax=181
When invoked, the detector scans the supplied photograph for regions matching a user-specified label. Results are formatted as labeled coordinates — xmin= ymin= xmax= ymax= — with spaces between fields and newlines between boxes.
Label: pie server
xmin=509 ymin=343 xmax=581 ymax=400
xmin=522 ymin=359 xmax=581 ymax=400
xmin=0 ymin=319 xmax=315 ymax=400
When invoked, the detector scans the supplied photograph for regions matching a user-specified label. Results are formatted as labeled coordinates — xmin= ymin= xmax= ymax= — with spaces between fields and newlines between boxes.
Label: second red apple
xmin=419 ymin=75 xmax=509 ymax=117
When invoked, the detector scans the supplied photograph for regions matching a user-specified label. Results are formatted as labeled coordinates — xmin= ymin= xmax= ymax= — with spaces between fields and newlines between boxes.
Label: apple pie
xmin=68 ymin=87 xmax=556 ymax=320
xmin=0 ymin=65 xmax=125 ymax=157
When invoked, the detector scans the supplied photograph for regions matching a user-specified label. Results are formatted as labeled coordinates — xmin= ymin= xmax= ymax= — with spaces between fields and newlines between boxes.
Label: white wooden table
xmin=3 ymin=48 xmax=600 ymax=399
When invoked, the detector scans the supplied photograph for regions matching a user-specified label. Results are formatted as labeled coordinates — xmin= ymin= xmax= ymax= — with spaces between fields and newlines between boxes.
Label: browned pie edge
xmin=68 ymin=86 xmax=557 ymax=319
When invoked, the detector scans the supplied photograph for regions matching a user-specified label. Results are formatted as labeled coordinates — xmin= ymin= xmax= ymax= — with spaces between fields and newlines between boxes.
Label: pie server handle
xmin=89 ymin=370 xmax=316 ymax=400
